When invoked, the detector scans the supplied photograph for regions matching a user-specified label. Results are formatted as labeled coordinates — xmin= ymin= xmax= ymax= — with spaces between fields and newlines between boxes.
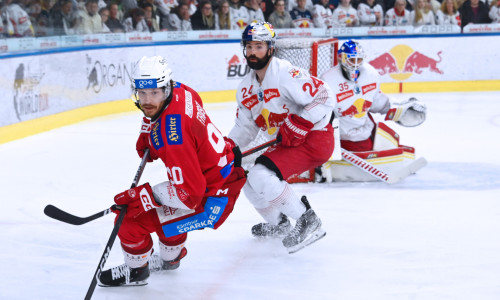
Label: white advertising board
xmin=0 ymin=35 xmax=497 ymax=127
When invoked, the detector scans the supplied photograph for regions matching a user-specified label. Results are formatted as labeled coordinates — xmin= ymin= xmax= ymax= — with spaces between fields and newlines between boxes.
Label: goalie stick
xmin=44 ymin=138 xmax=280 ymax=226
xmin=341 ymin=149 xmax=427 ymax=184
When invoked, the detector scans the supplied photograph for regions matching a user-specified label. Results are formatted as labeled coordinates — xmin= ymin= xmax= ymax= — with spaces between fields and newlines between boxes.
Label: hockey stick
xmin=84 ymin=149 xmax=149 ymax=300
xmin=241 ymin=136 xmax=281 ymax=157
xmin=341 ymin=148 xmax=427 ymax=184
xmin=44 ymin=139 xmax=280 ymax=226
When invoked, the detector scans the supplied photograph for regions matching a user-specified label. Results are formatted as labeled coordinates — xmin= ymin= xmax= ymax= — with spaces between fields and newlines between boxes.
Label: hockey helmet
xmin=338 ymin=40 xmax=365 ymax=81
xmin=241 ymin=22 xmax=277 ymax=49
xmin=133 ymin=56 xmax=172 ymax=91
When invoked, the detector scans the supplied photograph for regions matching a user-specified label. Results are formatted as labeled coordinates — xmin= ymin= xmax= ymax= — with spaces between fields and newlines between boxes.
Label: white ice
xmin=1 ymin=91 xmax=500 ymax=300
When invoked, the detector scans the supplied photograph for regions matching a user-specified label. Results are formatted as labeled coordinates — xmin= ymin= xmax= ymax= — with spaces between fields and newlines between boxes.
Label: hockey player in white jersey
xmin=318 ymin=40 xmax=426 ymax=181
xmin=228 ymin=22 xmax=336 ymax=253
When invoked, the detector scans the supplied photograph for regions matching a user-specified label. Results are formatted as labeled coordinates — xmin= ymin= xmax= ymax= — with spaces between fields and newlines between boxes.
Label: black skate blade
xmin=98 ymin=280 xmax=148 ymax=287
xmin=287 ymin=228 xmax=326 ymax=254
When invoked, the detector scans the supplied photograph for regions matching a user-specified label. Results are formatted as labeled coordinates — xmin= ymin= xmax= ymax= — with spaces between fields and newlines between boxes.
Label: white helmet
xmin=133 ymin=56 xmax=172 ymax=90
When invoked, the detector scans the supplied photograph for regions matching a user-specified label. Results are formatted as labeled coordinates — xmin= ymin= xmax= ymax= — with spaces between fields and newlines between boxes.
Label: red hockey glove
xmin=114 ymin=183 xmax=161 ymax=218
xmin=278 ymin=114 xmax=314 ymax=147
xmin=136 ymin=118 xmax=158 ymax=162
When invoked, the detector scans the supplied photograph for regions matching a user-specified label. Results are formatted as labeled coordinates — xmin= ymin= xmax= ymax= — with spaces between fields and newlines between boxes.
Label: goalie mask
xmin=338 ymin=40 xmax=365 ymax=82
xmin=241 ymin=22 xmax=276 ymax=70
xmin=132 ymin=56 xmax=173 ymax=118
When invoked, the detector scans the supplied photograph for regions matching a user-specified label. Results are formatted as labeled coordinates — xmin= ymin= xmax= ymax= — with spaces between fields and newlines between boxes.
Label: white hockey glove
xmin=385 ymin=97 xmax=426 ymax=127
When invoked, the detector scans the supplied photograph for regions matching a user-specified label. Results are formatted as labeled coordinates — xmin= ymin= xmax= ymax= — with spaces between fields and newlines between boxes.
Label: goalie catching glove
xmin=279 ymin=114 xmax=314 ymax=147
xmin=114 ymin=183 xmax=161 ymax=218
xmin=385 ymin=97 xmax=426 ymax=127
xmin=136 ymin=118 xmax=159 ymax=162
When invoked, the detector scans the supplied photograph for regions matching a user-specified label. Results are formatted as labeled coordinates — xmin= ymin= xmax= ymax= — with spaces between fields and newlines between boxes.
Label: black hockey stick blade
xmin=44 ymin=204 xmax=112 ymax=225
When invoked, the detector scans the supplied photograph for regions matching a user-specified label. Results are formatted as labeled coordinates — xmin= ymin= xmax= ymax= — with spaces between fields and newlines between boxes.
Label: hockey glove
xmin=114 ymin=183 xmax=161 ymax=218
xmin=385 ymin=97 xmax=427 ymax=127
xmin=136 ymin=118 xmax=158 ymax=162
xmin=278 ymin=114 xmax=314 ymax=147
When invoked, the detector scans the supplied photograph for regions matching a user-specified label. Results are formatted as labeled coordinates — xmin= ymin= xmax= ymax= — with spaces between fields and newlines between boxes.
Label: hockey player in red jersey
xmin=228 ymin=22 xmax=336 ymax=253
xmin=98 ymin=56 xmax=246 ymax=287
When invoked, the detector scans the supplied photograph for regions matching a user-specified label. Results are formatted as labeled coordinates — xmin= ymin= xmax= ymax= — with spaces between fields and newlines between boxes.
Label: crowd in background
xmin=0 ymin=0 xmax=499 ymax=38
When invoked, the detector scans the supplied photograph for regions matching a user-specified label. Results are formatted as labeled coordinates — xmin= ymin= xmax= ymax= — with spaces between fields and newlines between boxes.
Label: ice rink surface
xmin=1 ymin=91 xmax=500 ymax=300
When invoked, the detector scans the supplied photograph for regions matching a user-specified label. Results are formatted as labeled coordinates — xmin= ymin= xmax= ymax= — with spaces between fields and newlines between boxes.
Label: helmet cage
xmin=338 ymin=40 xmax=365 ymax=81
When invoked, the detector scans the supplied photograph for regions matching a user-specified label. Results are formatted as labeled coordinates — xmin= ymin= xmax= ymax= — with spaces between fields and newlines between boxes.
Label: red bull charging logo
xmin=369 ymin=45 xmax=443 ymax=81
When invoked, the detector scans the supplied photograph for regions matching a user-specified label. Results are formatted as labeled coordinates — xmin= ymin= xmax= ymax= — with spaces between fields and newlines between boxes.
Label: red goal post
xmin=274 ymin=37 xmax=339 ymax=78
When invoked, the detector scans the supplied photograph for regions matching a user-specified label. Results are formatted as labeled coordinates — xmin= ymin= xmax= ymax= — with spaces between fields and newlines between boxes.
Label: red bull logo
xmin=341 ymin=99 xmax=372 ymax=118
xmin=255 ymin=108 xmax=288 ymax=135
xmin=289 ymin=69 xmax=302 ymax=78
xmin=369 ymin=45 xmax=443 ymax=81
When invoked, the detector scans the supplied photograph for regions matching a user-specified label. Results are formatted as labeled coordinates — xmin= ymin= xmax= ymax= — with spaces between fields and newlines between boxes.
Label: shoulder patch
xmin=289 ymin=68 xmax=303 ymax=79
xmin=173 ymin=81 xmax=181 ymax=88
xmin=166 ymin=114 xmax=183 ymax=145
xmin=362 ymin=83 xmax=377 ymax=95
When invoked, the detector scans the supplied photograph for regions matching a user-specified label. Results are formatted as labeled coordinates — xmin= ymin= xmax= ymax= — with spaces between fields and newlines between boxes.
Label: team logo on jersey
xmin=167 ymin=114 xmax=183 ymax=145
xmin=242 ymin=95 xmax=259 ymax=109
xmin=289 ymin=68 xmax=302 ymax=78
xmin=362 ymin=83 xmax=376 ymax=94
xmin=151 ymin=119 xmax=165 ymax=150
xmin=341 ymin=99 xmax=373 ymax=118
xmin=264 ymin=89 xmax=280 ymax=102
xmin=336 ymin=90 xmax=354 ymax=102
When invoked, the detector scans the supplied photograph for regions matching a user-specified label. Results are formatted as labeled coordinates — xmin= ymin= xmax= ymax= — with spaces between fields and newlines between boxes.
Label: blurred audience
xmin=165 ymin=1 xmax=192 ymax=29
xmin=74 ymin=0 xmax=102 ymax=34
xmin=357 ymin=0 xmax=384 ymax=25
xmin=105 ymin=3 xmax=124 ymax=32
xmin=191 ymin=0 xmax=218 ymax=29
xmin=332 ymin=0 xmax=359 ymax=26
xmin=384 ymin=0 xmax=411 ymax=25
xmin=436 ymin=0 xmax=461 ymax=25
xmin=313 ymin=0 xmax=334 ymax=27
xmin=290 ymin=0 xmax=315 ymax=27
xmin=268 ymin=0 xmax=295 ymax=27
xmin=410 ymin=0 xmax=435 ymax=25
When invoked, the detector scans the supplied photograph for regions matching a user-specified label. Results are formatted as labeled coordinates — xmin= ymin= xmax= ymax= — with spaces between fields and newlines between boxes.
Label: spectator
xmin=191 ymin=0 xmax=219 ymax=29
xmin=217 ymin=0 xmax=231 ymax=28
xmin=459 ymin=0 xmax=491 ymax=27
xmin=490 ymin=0 xmax=500 ymax=22
xmin=0 ymin=12 xmax=4 ymax=37
xmin=228 ymin=0 xmax=248 ymax=29
xmin=357 ymin=0 xmax=384 ymax=26
xmin=384 ymin=0 xmax=411 ymax=25
xmin=410 ymin=0 xmax=435 ymax=25
xmin=28 ymin=0 xmax=52 ymax=36
xmin=49 ymin=0 xmax=76 ymax=35
xmin=436 ymin=0 xmax=461 ymax=25
xmin=141 ymin=2 xmax=159 ymax=31
xmin=242 ymin=0 xmax=265 ymax=24
xmin=313 ymin=0 xmax=334 ymax=28
xmin=123 ymin=7 xmax=149 ymax=31
xmin=154 ymin=0 xmax=178 ymax=25
xmin=268 ymin=0 xmax=295 ymax=28
xmin=287 ymin=0 xmax=314 ymax=13
xmin=260 ymin=0 xmax=274 ymax=20
xmin=98 ymin=6 xmax=110 ymax=32
xmin=105 ymin=3 xmax=124 ymax=32
xmin=382 ymin=0 xmax=412 ymax=13
xmin=290 ymin=0 xmax=315 ymax=27
xmin=332 ymin=0 xmax=359 ymax=26
xmin=1 ymin=0 xmax=35 ymax=37
xmin=165 ymin=2 xmax=192 ymax=30
xmin=74 ymin=0 xmax=102 ymax=34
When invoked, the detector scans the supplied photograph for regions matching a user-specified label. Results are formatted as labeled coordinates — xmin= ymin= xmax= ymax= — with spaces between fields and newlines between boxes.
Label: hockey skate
xmin=148 ymin=247 xmax=188 ymax=272
xmin=98 ymin=263 xmax=150 ymax=287
xmin=251 ymin=213 xmax=292 ymax=238
xmin=282 ymin=196 xmax=326 ymax=254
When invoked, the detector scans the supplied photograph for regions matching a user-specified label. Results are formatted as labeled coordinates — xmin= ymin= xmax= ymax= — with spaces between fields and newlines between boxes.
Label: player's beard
xmin=246 ymin=54 xmax=271 ymax=70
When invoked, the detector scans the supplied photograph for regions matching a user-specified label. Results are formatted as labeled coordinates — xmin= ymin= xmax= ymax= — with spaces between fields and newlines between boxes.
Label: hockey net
xmin=241 ymin=38 xmax=338 ymax=183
